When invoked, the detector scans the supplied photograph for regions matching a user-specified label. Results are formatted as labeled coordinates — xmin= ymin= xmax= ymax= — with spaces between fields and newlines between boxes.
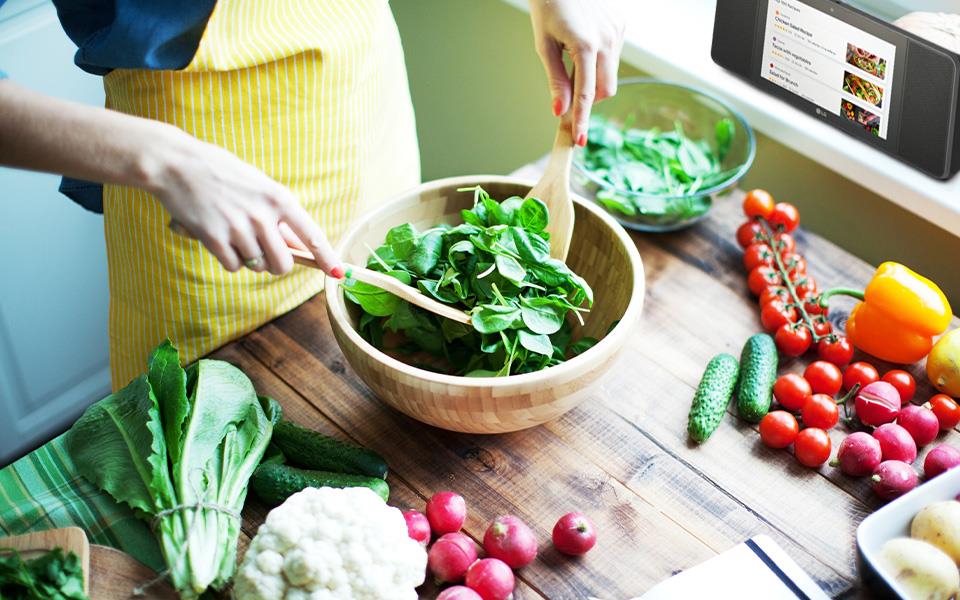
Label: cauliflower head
xmin=234 ymin=487 xmax=427 ymax=600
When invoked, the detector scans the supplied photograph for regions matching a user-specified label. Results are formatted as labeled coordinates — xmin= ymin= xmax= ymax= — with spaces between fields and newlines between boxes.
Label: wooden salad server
xmin=289 ymin=247 xmax=471 ymax=325
xmin=526 ymin=112 xmax=576 ymax=262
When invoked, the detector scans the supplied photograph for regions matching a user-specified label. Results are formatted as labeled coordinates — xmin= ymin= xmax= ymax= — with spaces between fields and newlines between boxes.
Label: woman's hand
xmin=150 ymin=128 xmax=340 ymax=276
xmin=529 ymin=0 xmax=625 ymax=145
xmin=0 ymin=80 xmax=340 ymax=277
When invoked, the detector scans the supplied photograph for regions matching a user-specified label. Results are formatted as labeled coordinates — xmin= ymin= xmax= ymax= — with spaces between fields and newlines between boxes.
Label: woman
xmin=0 ymin=0 xmax=624 ymax=388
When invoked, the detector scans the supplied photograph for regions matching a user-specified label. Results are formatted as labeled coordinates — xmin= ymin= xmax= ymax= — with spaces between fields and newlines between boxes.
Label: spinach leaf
xmin=520 ymin=296 xmax=565 ymax=335
xmin=519 ymin=329 xmax=553 ymax=356
xmin=386 ymin=223 xmax=419 ymax=260
xmin=472 ymin=304 xmax=523 ymax=334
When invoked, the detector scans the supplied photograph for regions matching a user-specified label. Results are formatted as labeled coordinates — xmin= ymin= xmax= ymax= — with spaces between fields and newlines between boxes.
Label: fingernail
xmin=330 ymin=265 xmax=345 ymax=279
xmin=577 ymin=133 xmax=587 ymax=147
xmin=552 ymin=98 xmax=562 ymax=117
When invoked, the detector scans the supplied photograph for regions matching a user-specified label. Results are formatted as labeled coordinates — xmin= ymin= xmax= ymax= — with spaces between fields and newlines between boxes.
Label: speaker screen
xmin=898 ymin=46 xmax=956 ymax=176
xmin=712 ymin=0 xmax=758 ymax=71
xmin=759 ymin=0 xmax=897 ymax=139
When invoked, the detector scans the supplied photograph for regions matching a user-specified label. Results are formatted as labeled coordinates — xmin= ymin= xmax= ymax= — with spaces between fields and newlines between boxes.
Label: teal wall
xmin=391 ymin=0 xmax=960 ymax=304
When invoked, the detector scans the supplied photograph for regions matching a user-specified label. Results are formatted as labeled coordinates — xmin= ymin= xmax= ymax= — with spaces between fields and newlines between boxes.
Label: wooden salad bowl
xmin=325 ymin=176 xmax=645 ymax=433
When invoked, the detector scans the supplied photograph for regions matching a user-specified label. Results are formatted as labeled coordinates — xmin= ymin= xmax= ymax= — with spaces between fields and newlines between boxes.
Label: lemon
xmin=927 ymin=328 xmax=960 ymax=396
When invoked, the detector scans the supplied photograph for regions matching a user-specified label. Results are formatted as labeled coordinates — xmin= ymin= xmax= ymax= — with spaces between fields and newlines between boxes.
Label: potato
xmin=879 ymin=538 xmax=959 ymax=600
xmin=911 ymin=501 xmax=960 ymax=565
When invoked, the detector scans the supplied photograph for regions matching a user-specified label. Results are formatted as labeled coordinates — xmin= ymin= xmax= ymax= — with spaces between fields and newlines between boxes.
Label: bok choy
xmin=66 ymin=341 xmax=278 ymax=598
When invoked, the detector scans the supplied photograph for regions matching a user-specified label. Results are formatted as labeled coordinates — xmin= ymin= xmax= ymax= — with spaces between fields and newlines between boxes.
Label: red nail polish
xmin=330 ymin=266 xmax=345 ymax=279
xmin=577 ymin=133 xmax=587 ymax=147
xmin=552 ymin=98 xmax=562 ymax=117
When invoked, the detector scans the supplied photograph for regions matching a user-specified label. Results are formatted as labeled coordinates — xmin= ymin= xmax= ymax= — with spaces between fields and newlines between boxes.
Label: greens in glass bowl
xmin=574 ymin=79 xmax=756 ymax=232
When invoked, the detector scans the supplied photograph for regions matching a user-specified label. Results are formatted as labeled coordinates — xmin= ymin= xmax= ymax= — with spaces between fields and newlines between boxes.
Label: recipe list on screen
xmin=761 ymin=0 xmax=896 ymax=139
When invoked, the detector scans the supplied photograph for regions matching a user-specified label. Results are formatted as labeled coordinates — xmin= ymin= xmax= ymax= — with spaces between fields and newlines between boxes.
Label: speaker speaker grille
xmin=898 ymin=45 xmax=957 ymax=177
xmin=712 ymin=0 xmax=759 ymax=73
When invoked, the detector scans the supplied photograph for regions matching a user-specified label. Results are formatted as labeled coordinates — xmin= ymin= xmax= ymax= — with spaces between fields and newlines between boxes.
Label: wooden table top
xmin=218 ymin=164 xmax=960 ymax=599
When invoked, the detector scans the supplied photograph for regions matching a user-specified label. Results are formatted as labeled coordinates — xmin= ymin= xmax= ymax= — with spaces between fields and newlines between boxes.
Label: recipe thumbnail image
xmin=846 ymin=43 xmax=887 ymax=80
xmin=843 ymin=71 xmax=884 ymax=108
xmin=841 ymin=100 xmax=881 ymax=136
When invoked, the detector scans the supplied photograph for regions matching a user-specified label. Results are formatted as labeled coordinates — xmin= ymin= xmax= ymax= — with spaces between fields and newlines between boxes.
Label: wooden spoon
xmin=289 ymin=247 xmax=471 ymax=325
xmin=526 ymin=114 xmax=576 ymax=261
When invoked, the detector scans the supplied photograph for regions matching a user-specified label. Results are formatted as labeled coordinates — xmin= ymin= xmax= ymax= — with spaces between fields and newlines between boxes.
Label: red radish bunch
xmin=855 ymin=382 xmax=901 ymax=427
xmin=924 ymin=444 xmax=960 ymax=479
xmin=402 ymin=510 xmax=431 ymax=546
xmin=483 ymin=515 xmax=538 ymax=568
xmin=873 ymin=424 xmax=917 ymax=464
xmin=552 ymin=512 xmax=598 ymax=556
xmin=871 ymin=460 xmax=919 ymax=500
xmin=412 ymin=491 xmax=598 ymax=597
xmin=427 ymin=491 xmax=467 ymax=535
xmin=833 ymin=432 xmax=882 ymax=477
xmin=897 ymin=405 xmax=939 ymax=447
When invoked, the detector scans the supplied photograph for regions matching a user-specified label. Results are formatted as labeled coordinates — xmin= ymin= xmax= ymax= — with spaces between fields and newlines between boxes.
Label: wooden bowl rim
xmin=325 ymin=174 xmax=645 ymax=388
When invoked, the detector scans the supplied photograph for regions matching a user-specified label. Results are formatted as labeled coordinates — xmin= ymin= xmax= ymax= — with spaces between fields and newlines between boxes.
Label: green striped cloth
xmin=0 ymin=434 xmax=164 ymax=572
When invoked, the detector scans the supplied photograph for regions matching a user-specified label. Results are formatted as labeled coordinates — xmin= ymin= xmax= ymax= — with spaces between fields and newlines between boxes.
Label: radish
xmin=402 ymin=510 xmax=431 ymax=546
xmin=856 ymin=381 xmax=901 ymax=427
xmin=833 ymin=432 xmax=882 ymax=477
xmin=438 ymin=586 xmax=484 ymax=600
xmin=871 ymin=460 xmax=919 ymax=500
xmin=483 ymin=515 xmax=538 ymax=569
xmin=426 ymin=491 xmax=467 ymax=535
xmin=465 ymin=558 xmax=515 ymax=600
xmin=924 ymin=444 xmax=960 ymax=479
xmin=428 ymin=532 xmax=478 ymax=583
xmin=897 ymin=405 xmax=940 ymax=447
xmin=873 ymin=423 xmax=918 ymax=463
xmin=552 ymin=512 xmax=598 ymax=556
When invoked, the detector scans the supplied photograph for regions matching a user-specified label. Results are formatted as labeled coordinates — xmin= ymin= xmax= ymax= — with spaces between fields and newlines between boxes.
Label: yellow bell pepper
xmin=823 ymin=262 xmax=951 ymax=364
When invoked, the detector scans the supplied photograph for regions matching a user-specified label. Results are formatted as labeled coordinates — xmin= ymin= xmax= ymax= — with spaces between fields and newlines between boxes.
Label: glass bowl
xmin=573 ymin=79 xmax=756 ymax=232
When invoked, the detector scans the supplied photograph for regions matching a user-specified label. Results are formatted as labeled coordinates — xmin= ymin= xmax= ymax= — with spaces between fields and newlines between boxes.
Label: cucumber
xmin=736 ymin=333 xmax=778 ymax=423
xmin=251 ymin=463 xmax=390 ymax=506
xmin=688 ymin=353 xmax=740 ymax=443
xmin=272 ymin=420 xmax=388 ymax=479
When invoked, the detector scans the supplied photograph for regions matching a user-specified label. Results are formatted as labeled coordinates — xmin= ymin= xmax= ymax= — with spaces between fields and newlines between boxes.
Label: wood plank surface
xmin=219 ymin=164 xmax=960 ymax=599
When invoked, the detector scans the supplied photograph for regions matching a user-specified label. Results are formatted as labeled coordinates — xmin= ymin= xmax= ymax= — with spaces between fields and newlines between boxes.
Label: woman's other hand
xmin=529 ymin=0 xmax=625 ymax=145
xmin=150 ymin=127 xmax=341 ymax=276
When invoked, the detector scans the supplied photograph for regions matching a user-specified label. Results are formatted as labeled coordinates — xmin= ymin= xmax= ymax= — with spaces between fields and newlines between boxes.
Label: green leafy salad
xmin=580 ymin=115 xmax=738 ymax=223
xmin=344 ymin=186 xmax=598 ymax=377
xmin=0 ymin=547 xmax=87 ymax=600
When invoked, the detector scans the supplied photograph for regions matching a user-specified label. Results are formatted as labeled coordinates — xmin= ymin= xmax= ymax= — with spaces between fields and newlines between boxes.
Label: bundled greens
xmin=580 ymin=115 xmax=738 ymax=223
xmin=0 ymin=547 xmax=87 ymax=600
xmin=344 ymin=186 xmax=596 ymax=377
xmin=66 ymin=341 xmax=279 ymax=599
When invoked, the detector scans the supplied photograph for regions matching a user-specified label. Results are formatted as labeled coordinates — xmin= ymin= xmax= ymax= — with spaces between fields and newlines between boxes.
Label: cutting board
xmin=89 ymin=544 xmax=177 ymax=599
xmin=0 ymin=527 xmax=90 ymax=593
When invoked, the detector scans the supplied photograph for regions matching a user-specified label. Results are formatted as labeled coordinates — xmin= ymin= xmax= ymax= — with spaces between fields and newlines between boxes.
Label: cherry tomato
xmin=842 ymin=361 xmax=879 ymax=392
xmin=817 ymin=335 xmax=854 ymax=367
xmin=881 ymin=370 xmax=916 ymax=404
xmin=748 ymin=266 xmax=782 ymax=296
xmin=812 ymin=317 xmax=832 ymax=337
xmin=773 ymin=232 xmax=795 ymax=255
xmin=743 ymin=244 xmax=775 ymax=271
xmin=802 ymin=394 xmax=840 ymax=430
xmin=782 ymin=254 xmax=807 ymax=278
xmin=768 ymin=202 xmax=800 ymax=232
xmin=929 ymin=394 xmax=960 ymax=430
xmin=804 ymin=295 xmax=828 ymax=316
xmin=736 ymin=221 xmax=764 ymax=249
xmin=773 ymin=373 xmax=813 ymax=412
xmin=804 ymin=360 xmax=843 ymax=396
xmin=793 ymin=276 xmax=818 ymax=300
xmin=775 ymin=322 xmax=812 ymax=357
xmin=759 ymin=411 xmax=800 ymax=449
xmin=743 ymin=189 xmax=775 ymax=219
xmin=760 ymin=301 xmax=798 ymax=332
xmin=759 ymin=286 xmax=790 ymax=307
xmin=794 ymin=428 xmax=832 ymax=467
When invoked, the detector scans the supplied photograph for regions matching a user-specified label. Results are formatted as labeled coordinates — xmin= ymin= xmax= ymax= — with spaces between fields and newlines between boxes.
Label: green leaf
xmin=386 ymin=223 xmax=419 ymax=261
xmin=495 ymin=254 xmax=526 ymax=284
xmin=520 ymin=297 xmax=565 ymax=335
xmin=518 ymin=197 xmax=548 ymax=232
xmin=147 ymin=340 xmax=188 ymax=466
xmin=472 ymin=304 xmax=522 ymax=334
xmin=715 ymin=117 xmax=735 ymax=162
xmin=409 ymin=230 xmax=443 ymax=276
xmin=519 ymin=329 xmax=553 ymax=356
xmin=343 ymin=270 xmax=411 ymax=317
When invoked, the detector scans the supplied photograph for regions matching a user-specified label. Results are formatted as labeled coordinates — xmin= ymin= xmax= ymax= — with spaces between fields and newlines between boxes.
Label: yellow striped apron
xmin=102 ymin=0 xmax=420 ymax=389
